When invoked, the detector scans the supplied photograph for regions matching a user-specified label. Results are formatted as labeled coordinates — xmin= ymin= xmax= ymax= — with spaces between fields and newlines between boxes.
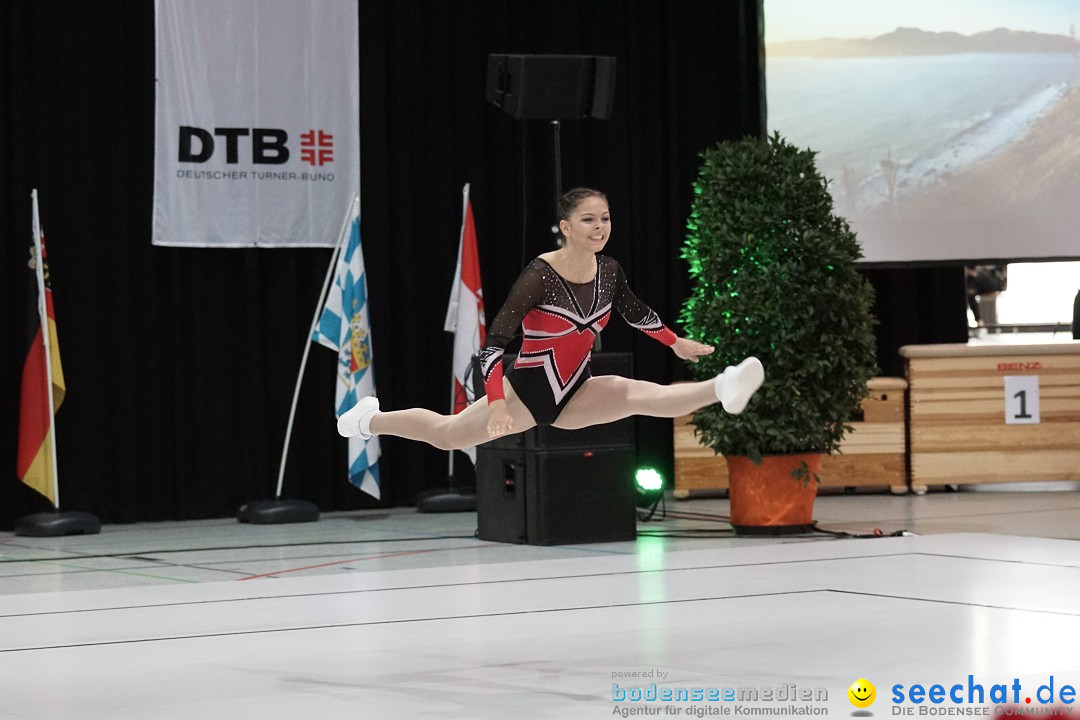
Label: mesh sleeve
xmin=613 ymin=262 xmax=677 ymax=346
xmin=478 ymin=263 xmax=546 ymax=402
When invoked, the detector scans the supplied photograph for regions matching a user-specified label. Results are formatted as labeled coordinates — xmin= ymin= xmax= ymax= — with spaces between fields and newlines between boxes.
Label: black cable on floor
xmin=636 ymin=529 xmax=737 ymax=538
xmin=810 ymin=525 xmax=914 ymax=539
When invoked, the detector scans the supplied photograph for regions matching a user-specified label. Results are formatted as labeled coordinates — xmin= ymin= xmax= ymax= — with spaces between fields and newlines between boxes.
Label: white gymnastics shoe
xmin=337 ymin=396 xmax=380 ymax=439
xmin=714 ymin=356 xmax=764 ymax=415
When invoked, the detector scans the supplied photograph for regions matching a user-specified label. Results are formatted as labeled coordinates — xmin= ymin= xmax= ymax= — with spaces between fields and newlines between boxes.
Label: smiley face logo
xmin=848 ymin=678 xmax=876 ymax=708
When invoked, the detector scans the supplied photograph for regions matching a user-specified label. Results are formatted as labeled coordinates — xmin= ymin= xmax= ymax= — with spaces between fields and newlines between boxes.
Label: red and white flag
xmin=443 ymin=184 xmax=486 ymax=463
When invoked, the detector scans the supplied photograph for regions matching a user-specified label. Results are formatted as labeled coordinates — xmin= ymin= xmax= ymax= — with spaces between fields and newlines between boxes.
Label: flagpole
xmin=417 ymin=183 xmax=477 ymax=513
xmin=276 ymin=192 xmax=356 ymax=498
xmin=15 ymin=191 xmax=100 ymax=536
xmin=237 ymin=192 xmax=356 ymax=525
xmin=447 ymin=182 xmax=471 ymax=481
xmin=448 ymin=378 xmax=456 ymax=479
xmin=30 ymin=190 xmax=61 ymax=509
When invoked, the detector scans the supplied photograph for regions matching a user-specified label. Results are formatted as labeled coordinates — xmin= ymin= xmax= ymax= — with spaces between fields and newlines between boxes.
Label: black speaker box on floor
xmin=476 ymin=445 xmax=636 ymax=545
xmin=485 ymin=54 xmax=617 ymax=120
xmin=476 ymin=352 xmax=636 ymax=545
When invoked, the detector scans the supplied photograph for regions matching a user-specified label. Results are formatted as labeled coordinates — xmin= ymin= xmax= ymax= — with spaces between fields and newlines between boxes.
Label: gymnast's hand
xmin=487 ymin=399 xmax=514 ymax=438
xmin=671 ymin=336 xmax=715 ymax=363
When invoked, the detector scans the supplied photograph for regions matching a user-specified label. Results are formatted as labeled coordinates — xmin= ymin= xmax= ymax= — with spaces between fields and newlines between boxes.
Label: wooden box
xmin=673 ymin=377 xmax=909 ymax=498
xmin=900 ymin=342 xmax=1080 ymax=488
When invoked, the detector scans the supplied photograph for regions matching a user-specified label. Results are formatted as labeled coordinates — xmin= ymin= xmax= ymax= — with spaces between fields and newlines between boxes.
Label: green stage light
xmin=634 ymin=467 xmax=665 ymax=511
xmin=635 ymin=467 xmax=664 ymax=492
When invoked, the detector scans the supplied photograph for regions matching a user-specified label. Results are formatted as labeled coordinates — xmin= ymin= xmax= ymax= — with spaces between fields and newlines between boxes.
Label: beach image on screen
xmin=765 ymin=0 xmax=1080 ymax=264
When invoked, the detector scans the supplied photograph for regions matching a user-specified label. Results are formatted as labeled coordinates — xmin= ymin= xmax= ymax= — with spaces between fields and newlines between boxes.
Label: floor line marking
xmin=35 ymin=561 xmax=204 ymax=585
xmin=0 ymin=589 xmax=828 ymax=653
xmin=0 ymin=548 xmax=491 ymax=585
xmin=145 ymin=542 xmax=490 ymax=568
xmin=0 ymin=551 xmax=919 ymax=619
xmin=913 ymin=551 xmax=1080 ymax=570
xmin=827 ymin=588 xmax=1080 ymax=617
xmin=0 ymin=534 xmax=481 ymax=564
xmin=235 ymin=548 xmax=443 ymax=580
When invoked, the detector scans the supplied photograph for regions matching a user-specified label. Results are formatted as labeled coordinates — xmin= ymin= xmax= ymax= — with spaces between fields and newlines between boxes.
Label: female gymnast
xmin=337 ymin=187 xmax=764 ymax=448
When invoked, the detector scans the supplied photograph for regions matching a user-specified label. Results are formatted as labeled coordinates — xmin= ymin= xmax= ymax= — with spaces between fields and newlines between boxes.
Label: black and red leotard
xmin=478 ymin=255 xmax=677 ymax=425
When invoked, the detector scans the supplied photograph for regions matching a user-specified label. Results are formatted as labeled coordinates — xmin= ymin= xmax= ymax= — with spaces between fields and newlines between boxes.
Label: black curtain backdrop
xmin=1 ymin=0 xmax=965 ymax=527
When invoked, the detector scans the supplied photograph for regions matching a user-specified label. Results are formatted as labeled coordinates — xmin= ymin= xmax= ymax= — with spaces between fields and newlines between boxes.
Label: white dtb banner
xmin=153 ymin=0 xmax=359 ymax=247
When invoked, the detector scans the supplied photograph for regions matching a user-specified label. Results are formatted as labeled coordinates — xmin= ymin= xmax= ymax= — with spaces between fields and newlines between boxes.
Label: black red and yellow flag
xmin=17 ymin=191 xmax=65 ymax=506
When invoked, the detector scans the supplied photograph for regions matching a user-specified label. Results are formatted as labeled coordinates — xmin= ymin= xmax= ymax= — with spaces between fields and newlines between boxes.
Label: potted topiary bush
xmin=679 ymin=132 xmax=878 ymax=534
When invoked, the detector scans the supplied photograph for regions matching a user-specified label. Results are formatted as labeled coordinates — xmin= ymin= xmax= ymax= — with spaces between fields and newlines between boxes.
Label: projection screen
xmin=765 ymin=0 xmax=1080 ymax=264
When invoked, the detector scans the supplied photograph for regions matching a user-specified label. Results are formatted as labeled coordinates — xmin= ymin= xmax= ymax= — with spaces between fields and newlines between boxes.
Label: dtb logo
xmin=178 ymin=126 xmax=334 ymax=166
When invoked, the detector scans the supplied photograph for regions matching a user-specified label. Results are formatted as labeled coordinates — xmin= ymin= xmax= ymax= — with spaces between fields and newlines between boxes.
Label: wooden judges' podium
xmin=900 ymin=342 xmax=1080 ymax=488
xmin=673 ymin=377 xmax=910 ymax=497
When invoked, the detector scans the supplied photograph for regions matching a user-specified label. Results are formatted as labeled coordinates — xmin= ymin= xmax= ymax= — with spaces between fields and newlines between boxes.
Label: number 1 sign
xmin=1004 ymin=375 xmax=1040 ymax=425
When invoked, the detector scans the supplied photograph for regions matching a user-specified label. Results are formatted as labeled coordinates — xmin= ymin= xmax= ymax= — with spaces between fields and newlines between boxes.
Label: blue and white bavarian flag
xmin=312 ymin=194 xmax=380 ymax=498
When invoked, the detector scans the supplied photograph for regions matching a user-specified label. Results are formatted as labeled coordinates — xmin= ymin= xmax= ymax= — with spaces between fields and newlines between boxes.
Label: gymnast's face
xmin=560 ymin=195 xmax=610 ymax=254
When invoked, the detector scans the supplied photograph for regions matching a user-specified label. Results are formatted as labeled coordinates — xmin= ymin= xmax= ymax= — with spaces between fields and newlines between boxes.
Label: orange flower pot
xmin=727 ymin=453 xmax=820 ymax=535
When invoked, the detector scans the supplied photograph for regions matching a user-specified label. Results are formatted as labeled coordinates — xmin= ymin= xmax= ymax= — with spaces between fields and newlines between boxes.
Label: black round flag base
xmin=237 ymin=498 xmax=320 ymax=524
xmin=416 ymin=487 xmax=477 ymax=513
xmin=15 ymin=511 xmax=101 ymax=537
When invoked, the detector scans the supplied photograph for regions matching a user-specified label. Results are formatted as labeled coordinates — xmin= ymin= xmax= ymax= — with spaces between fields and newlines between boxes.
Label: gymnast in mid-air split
xmin=336 ymin=187 xmax=764 ymax=447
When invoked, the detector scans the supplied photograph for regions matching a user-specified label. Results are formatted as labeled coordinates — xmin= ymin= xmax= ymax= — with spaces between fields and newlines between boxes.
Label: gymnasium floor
xmin=2 ymin=487 xmax=1079 ymax=719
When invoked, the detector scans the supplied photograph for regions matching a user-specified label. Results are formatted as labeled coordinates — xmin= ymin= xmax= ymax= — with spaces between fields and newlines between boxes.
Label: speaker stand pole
xmin=549 ymin=120 xmax=600 ymax=352
xmin=551 ymin=120 xmax=562 ymax=210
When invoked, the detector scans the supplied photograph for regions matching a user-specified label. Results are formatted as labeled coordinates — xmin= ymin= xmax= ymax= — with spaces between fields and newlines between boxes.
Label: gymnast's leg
xmin=551 ymin=357 xmax=763 ymax=430
xmin=338 ymin=380 xmax=537 ymax=451
xmin=551 ymin=376 xmax=712 ymax=430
